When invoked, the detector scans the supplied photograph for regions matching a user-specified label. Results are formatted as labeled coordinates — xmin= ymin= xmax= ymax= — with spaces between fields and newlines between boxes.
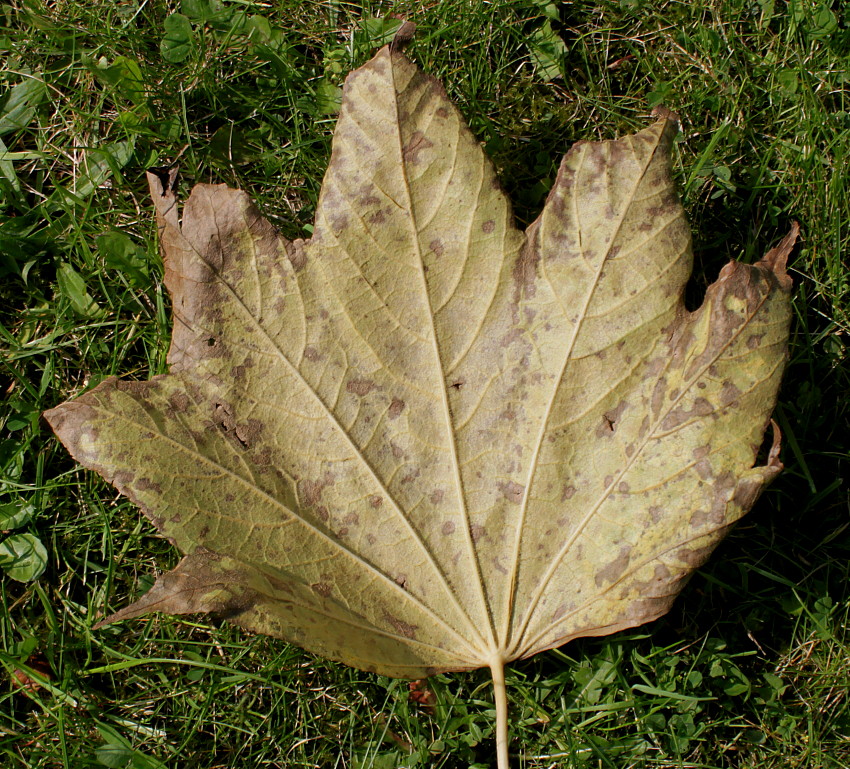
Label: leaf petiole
xmin=490 ymin=656 xmax=510 ymax=769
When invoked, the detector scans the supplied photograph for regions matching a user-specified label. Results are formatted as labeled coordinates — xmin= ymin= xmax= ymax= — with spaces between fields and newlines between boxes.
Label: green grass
xmin=1 ymin=0 xmax=848 ymax=766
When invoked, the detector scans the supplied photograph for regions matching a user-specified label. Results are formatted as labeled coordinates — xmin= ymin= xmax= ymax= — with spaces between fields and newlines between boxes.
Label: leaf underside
xmin=46 ymin=46 xmax=795 ymax=679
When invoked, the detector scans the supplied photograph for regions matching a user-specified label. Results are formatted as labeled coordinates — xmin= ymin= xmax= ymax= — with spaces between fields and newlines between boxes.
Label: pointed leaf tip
xmin=93 ymin=553 xmax=249 ymax=629
xmin=651 ymin=104 xmax=680 ymax=128
xmin=760 ymin=221 xmax=799 ymax=281
xmin=767 ymin=419 xmax=783 ymax=470
xmin=390 ymin=20 xmax=416 ymax=51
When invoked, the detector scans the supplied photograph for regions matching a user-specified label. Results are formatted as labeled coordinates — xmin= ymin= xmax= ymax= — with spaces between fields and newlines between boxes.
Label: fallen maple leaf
xmin=45 ymin=40 xmax=796 ymax=768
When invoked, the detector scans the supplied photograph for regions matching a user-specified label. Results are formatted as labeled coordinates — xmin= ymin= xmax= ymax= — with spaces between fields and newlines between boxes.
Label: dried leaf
xmin=45 ymin=43 xmax=795 ymax=766
xmin=11 ymin=652 xmax=53 ymax=693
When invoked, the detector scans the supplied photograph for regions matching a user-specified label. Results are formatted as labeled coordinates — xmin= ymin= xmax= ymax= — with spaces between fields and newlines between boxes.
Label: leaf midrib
xmin=510 ymin=264 xmax=777 ymax=657
xmin=206 ymin=195 xmax=488 ymax=653
xmin=387 ymin=51 xmax=497 ymax=655
xmin=503 ymin=130 xmax=666 ymax=651
xmin=86 ymin=395 xmax=482 ymax=661
xmin=518 ymin=436 xmax=765 ymax=654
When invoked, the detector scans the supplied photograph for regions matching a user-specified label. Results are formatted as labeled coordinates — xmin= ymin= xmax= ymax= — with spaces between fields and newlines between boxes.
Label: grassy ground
xmin=1 ymin=0 xmax=848 ymax=767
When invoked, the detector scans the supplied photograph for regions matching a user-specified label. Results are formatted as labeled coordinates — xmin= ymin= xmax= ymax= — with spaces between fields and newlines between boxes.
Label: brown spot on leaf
xmin=654 ymin=563 xmax=671 ymax=581
xmin=676 ymin=545 xmax=713 ymax=569
xmin=498 ymin=480 xmax=524 ymax=504
xmin=288 ymin=242 xmax=307 ymax=271
xmin=168 ymin=391 xmax=190 ymax=413
xmin=359 ymin=190 xmax=381 ymax=207
xmin=235 ymin=419 xmax=262 ymax=449
xmin=430 ymin=488 xmax=445 ymax=504
xmin=383 ymin=612 xmax=417 ymax=639
xmin=251 ymin=446 xmax=272 ymax=466
xmin=692 ymin=445 xmax=710 ymax=460
xmin=402 ymin=131 xmax=433 ymax=164
xmin=346 ymin=378 xmax=376 ymax=396
xmin=136 ymin=477 xmax=162 ymax=494
xmin=312 ymin=582 xmax=332 ymax=598
xmin=441 ymin=521 xmax=455 ymax=535
xmin=211 ymin=401 xmax=262 ymax=449
xmin=429 ymin=238 xmax=444 ymax=257
xmin=550 ymin=604 xmax=568 ymax=623
xmin=500 ymin=328 xmax=522 ymax=348
xmin=595 ymin=546 xmax=631 ymax=587
xmin=561 ymin=484 xmax=576 ymax=501
xmin=650 ymin=377 xmax=667 ymax=417
xmin=115 ymin=379 xmax=154 ymax=396
xmin=482 ymin=219 xmax=495 ymax=233
xmin=388 ymin=397 xmax=405 ymax=419
xmin=401 ymin=467 xmax=420 ymax=484
xmin=662 ymin=396 xmax=716 ymax=430
xmin=720 ymin=380 xmax=742 ymax=406
xmin=300 ymin=472 xmax=335 ymax=507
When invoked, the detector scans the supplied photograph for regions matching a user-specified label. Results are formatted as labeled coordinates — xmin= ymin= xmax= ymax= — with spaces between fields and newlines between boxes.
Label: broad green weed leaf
xmin=95 ymin=55 xmax=147 ymax=106
xmin=181 ymin=0 xmax=227 ymax=26
xmin=528 ymin=20 xmax=568 ymax=81
xmin=96 ymin=231 xmax=150 ymax=287
xmin=0 ymin=77 xmax=46 ymax=135
xmin=0 ymin=532 xmax=47 ymax=582
xmin=0 ymin=502 xmax=35 ymax=530
xmin=313 ymin=80 xmax=343 ymax=116
xmin=95 ymin=744 xmax=133 ymax=769
xmin=49 ymin=139 xmax=135 ymax=209
xmin=777 ymin=69 xmax=799 ymax=95
xmin=160 ymin=13 xmax=193 ymax=64
xmin=56 ymin=262 xmax=103 ymax=318
xmin=94 ymin=723 xmax=168 ymax=769
xmin=46 ymin=43 xmax=795 ymax=767
xmin=0 ymin=136 xmax=21 ymax=192
xmin=806 ymin=3 xmax=838 ymax=39
xmin=357 ymin=17 xmax=404 ymax=49
xmin=647 ymin=81 xmax=674 ymax=108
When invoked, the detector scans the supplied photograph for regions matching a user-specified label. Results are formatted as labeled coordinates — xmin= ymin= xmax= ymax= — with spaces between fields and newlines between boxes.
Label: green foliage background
xmin=1 ymin=1 xmax=848 ymax=767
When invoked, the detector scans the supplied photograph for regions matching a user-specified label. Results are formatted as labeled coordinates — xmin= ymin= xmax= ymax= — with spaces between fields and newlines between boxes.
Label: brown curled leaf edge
xmin=46 ymin=42 xmax=796 ymax=768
